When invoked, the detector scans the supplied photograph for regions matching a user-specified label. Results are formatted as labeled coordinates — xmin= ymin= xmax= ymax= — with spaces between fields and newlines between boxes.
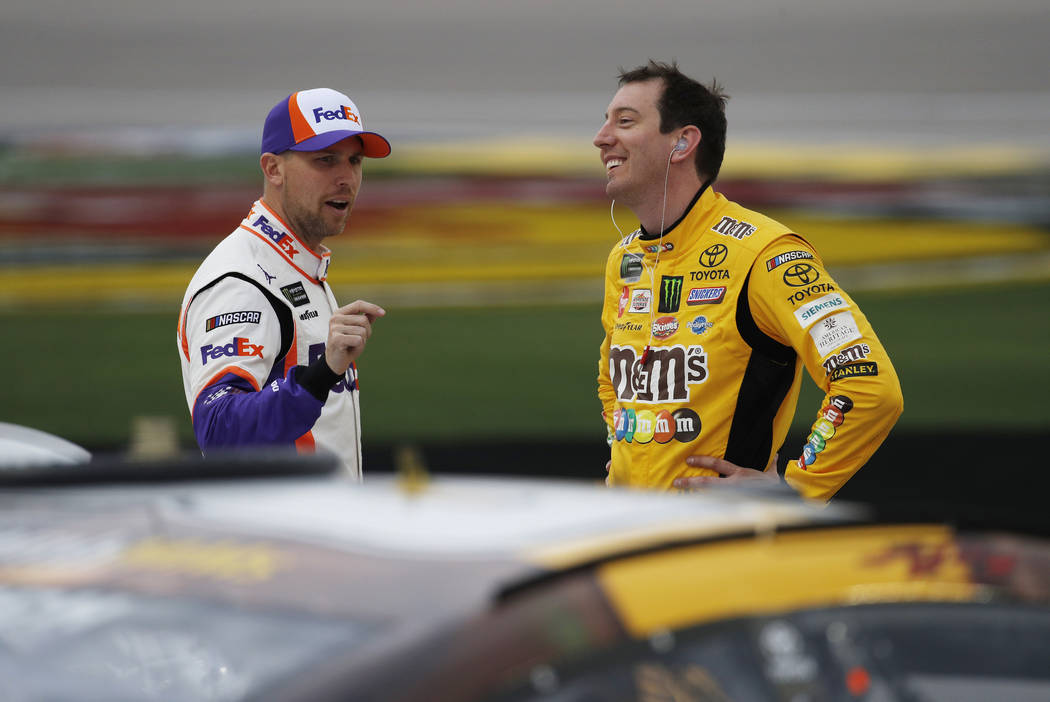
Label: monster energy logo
xmin=658 ymin=276 xmax=683 ymax=313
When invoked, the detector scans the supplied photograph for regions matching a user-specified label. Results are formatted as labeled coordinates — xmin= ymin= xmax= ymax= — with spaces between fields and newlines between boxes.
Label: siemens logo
xmin=794 ymin=293 xmax=849 ymax=328
xmin=205 ymin=311 xmax=262 ymax=332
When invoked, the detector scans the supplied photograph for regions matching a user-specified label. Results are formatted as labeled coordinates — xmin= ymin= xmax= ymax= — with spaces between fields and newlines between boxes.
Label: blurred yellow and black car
xmin=1 ymin=452 xmax=1048 ymax=702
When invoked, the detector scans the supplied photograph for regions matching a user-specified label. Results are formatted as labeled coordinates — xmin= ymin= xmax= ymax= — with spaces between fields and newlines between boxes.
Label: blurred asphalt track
xmin=1 ymin=0 xmax=1049 ymax=308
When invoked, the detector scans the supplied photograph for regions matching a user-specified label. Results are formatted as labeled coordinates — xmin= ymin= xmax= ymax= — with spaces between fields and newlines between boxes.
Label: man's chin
xmin=321 ymin=213 xmax=351 ymax=239
xmin=606 ymin=180 xmax=634 ymax=205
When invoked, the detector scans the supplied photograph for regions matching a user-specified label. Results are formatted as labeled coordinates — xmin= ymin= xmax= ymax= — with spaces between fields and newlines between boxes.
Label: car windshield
xmin=492 ymin=602 xmax=1050 ymax=702
xmin=0 ymin=586 xmax=379 ymax=701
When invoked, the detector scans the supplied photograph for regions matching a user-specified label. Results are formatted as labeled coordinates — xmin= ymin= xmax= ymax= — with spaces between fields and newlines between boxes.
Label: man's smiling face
xmin=593 ymin=78 xmax=673 ymax=209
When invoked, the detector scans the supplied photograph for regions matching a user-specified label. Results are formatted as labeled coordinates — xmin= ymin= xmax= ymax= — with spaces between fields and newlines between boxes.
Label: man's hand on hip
xmin=672 ymin=453 xmax=780 ymax=489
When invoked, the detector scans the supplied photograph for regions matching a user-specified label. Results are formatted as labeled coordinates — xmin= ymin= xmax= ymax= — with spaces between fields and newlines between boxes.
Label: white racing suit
xmin=177 ymin=199 xmax=362 ymax=477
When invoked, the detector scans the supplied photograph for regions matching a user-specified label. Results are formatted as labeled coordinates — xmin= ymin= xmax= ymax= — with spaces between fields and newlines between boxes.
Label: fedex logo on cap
xmin=313 ymin=105 xmax=359 ymax=125
xmin=200 ymin=337 xmax=265 ymax=365
xmin=262 ymin=87 xmax=391 ymax=158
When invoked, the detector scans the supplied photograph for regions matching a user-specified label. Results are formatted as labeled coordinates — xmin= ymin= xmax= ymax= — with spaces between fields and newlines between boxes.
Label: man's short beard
xmin=284 ymin=197 xmax=342 ymax=245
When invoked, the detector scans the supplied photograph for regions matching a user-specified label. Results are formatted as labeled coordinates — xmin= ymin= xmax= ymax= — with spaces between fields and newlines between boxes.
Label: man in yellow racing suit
xmin=595 ymin=61 xmax=902 ymax=501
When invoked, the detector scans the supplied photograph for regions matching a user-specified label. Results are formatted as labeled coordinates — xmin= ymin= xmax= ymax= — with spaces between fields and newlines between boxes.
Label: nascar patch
xmin=766 ymin=250 xmax=814 ymax=271
xmin=205 ymin=310 xmax=262 ymax=332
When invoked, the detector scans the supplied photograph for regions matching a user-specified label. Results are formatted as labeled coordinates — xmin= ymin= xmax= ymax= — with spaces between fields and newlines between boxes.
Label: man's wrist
xmin=295 ymin=356 xmax=344 ymax=402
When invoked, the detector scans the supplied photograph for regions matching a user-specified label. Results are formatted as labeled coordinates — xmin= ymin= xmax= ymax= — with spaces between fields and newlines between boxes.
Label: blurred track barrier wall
xmin=2 ymin=140 xmax=1049 ymax=309
xmin=2 ymin=139 xmax=1047 ymax=465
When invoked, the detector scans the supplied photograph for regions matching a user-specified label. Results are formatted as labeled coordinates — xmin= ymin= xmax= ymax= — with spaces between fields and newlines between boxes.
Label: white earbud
xmin=673 ymin=137 xmax=688 ymax=152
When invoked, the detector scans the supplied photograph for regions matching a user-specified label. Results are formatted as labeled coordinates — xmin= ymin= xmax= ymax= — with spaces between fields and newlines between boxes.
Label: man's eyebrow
xmin=607 ymin=107 xmax=641 ymax=118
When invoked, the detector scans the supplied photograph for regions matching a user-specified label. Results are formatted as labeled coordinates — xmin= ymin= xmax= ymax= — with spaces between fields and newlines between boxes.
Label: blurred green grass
xmin=2 ymin=280 xmax=1047 ymax=452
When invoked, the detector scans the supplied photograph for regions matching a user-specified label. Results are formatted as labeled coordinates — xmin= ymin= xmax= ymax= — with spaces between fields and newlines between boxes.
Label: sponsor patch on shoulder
xmin=783 ymin=262 xmax=821 ymax=287
xmin=711 ymin=216 xmax=756 ymax=240
xmin=808 ymin=311 xmax=862 ymax=357
xmin=205 ymin=310 xmax=262 ymax=332
xmin=766 ymin=250 xmax=814 ymax=271
xmin=822 ymin=343 xmax=871 ymax=374
xmin=828 ymin=361 xmax=879 ymax=382
xmin=793 ymin=292 xmax=848 ymax=328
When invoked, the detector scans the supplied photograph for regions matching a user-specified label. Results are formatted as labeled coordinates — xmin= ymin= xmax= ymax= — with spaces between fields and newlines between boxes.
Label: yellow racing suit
xmin=598 ymin=185 xmax=903 ymax=500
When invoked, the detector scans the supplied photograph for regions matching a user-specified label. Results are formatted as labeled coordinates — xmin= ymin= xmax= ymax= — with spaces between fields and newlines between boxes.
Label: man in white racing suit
xmin=177 ymin=88 xmax=389 ymax=478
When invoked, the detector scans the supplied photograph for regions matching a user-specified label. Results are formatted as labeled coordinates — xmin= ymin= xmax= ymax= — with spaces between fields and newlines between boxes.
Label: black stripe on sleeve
xmin=189 ymin=272 xmax=295 ymax=370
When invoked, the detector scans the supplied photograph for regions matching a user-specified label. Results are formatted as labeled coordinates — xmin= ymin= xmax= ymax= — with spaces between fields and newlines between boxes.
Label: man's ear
xmin=260 ymin=152 xmax=285 ymax=187
xmin=671 ymin=125 xmax=702 ymax=162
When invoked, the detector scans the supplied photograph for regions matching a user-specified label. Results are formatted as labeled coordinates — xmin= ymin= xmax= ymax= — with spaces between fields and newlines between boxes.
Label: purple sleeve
xmin=192 ymin=357 xmax=341 ymax=451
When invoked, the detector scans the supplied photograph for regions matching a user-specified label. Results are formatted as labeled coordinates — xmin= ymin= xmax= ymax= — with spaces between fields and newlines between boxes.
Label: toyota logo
xmin=783 ymin=262 xmax=820 ymax=287
xmin=698 ymin=243 xmax=728 ymax=268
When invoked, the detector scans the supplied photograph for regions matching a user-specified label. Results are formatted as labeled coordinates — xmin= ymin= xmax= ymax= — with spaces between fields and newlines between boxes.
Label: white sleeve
xmin=182 ymin=277 xmax=285 ymax=405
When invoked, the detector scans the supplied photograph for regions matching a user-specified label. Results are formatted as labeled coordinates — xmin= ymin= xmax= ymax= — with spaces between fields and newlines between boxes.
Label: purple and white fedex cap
xmin=261 ymin=88 xmax=391 ymax=158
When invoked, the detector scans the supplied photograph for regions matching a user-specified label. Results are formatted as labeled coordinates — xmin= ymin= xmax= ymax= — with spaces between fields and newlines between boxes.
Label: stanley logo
xmin=828 ymin=361 xmax=879 ymax=383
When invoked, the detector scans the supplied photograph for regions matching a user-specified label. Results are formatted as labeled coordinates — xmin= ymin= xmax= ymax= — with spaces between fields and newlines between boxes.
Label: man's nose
xmin=593 ymin=122 xmax=614 ymax=149
xmin=335 ymin=162 xmax=359 ymax=187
